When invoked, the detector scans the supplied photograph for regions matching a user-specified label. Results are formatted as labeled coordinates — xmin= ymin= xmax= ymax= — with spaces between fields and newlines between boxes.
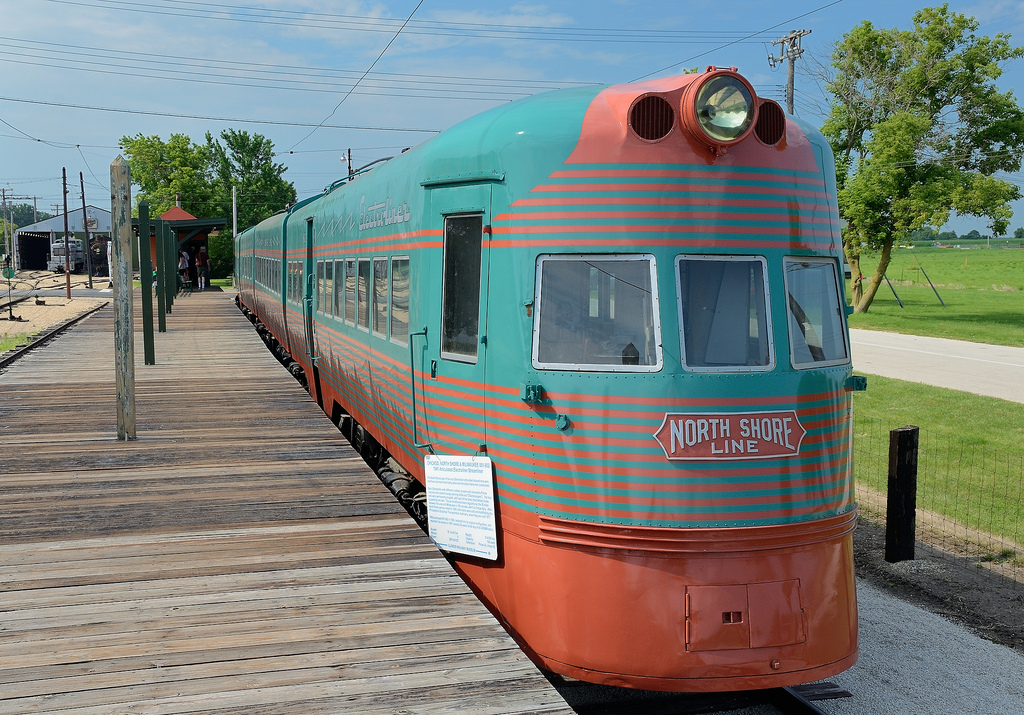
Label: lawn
xmin=847 ymin=245 xmax=1024 ymax=549
xmin=848 ymin=245 xmax=1024 ymax=346
xmin=852 ymin=374 xmax=1024 ymax=546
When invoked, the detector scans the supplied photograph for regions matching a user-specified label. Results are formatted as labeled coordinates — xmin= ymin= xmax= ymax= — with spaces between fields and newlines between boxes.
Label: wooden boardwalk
xmin=0 ymin=291 xmax=572 ymax=714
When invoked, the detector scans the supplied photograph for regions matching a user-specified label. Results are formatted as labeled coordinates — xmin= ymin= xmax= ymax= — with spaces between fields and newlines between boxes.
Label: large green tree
xmin=206 ymin=129 xmax=296 ymax=233
xmin=823 ymin=5 xmax=1024 ymax=312
xmin=119 ymin=133 xmax=215 ymax=217
xmin=121 ymin=129 xmax=297 ymax=279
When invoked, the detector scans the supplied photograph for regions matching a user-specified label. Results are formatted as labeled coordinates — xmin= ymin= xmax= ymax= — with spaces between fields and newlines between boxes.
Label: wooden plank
xmin=0 ymin=293 xmax=572 ymax=714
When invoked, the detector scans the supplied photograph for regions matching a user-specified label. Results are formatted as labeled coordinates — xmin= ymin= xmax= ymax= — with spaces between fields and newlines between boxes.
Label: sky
xmin=2 ymin=0 xmax=1024 ymax=234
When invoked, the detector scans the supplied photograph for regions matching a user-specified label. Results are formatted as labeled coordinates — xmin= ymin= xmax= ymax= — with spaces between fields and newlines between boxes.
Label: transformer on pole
xmin=768 ymin=29 xmax=810 ymax=115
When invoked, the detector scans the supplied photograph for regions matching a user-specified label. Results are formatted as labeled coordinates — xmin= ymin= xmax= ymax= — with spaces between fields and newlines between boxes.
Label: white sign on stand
xmin=424 ymin=455 xmax=498 ymax=560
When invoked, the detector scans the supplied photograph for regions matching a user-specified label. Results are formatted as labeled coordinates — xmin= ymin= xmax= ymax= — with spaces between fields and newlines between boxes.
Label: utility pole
xmin=1 ymin=188 xmax=8 ymax=259
xmin=63 ymin=168 xmax=71 ymax=299
xmin=80 ymin=172 xmax=94 ymax=289
xmin=768 ymin=29 xmax=811 ymax=115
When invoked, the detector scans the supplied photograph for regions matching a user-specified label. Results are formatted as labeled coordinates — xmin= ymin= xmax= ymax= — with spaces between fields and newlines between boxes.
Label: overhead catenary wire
xmin=39 ymin=0 xmax=781 ymax=44
xmin=0 ymin=96 xmax=439 ymax=134
xmin=632 ymin=0 xmax=846 ymax=81
xmin=290 ymin=0 xmax=426 ymax=151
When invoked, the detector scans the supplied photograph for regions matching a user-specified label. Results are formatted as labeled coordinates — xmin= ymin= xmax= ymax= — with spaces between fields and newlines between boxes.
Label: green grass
xmin=210 ymin=278 xmax=233 ymax=289
xmin=853 ymin=374 xmax=1024 ymax=544
xmin=848 ymin=246 xmax=1024 ymax=346
xmin=0 ymin=332 xmax=28 ymax=351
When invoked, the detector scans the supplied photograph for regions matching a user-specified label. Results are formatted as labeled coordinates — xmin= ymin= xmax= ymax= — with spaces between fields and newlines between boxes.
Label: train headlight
xmin=695 ymin=76 xmax=754 ymax=141
xmin=681 ymin=68 xmax=758 ymax=155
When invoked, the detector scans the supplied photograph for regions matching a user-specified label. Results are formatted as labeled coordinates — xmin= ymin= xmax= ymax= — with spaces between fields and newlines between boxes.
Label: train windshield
xmin=784 ymin=258 xmax=850 ymax=367
xmin=534 ymin=255 xmax=662 ymax=371
xmin=676 ymin=256 xmax=773 ymax=371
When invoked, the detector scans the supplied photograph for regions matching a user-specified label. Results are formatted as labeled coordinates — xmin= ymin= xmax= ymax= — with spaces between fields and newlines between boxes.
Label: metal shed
xmin=14 ymin=206 xmax=112 ymax=273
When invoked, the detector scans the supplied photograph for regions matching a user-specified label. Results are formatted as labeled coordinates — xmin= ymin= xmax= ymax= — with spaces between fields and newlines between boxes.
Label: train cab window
xmin=676 ymin=256 xmax=772 ymax=371
xmin=390 ymin=257 xmax=410 ymax=345
xmin=441 ymin=214 xmax=483 ymax=362
xmin=344 ymin=258 xmax=356 ymax=324
xmin=784 ymin=258 xmax=850 ymax=367
xmin=357 ymin=258 xmax=371 ymax=330
xmin=373 ymin=258 xmax=388 ymax=337
xmin=534 ymin=255 xmax=662 ymax=371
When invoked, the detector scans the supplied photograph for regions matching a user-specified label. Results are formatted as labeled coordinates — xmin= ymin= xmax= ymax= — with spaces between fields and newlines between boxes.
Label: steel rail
xmin=767 ymin=686 xmax=833 ymax=714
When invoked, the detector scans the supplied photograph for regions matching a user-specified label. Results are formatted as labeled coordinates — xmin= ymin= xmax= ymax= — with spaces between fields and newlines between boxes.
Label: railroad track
xmin=0 ymin=302 xmax=109 ymax=371
xmin=768 ymin=684 xmax=843 ymax=714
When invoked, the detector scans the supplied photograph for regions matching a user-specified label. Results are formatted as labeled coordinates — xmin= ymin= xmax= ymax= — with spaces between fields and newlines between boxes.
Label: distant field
xmin=847 ymin=245 xmax=1024 ymax=346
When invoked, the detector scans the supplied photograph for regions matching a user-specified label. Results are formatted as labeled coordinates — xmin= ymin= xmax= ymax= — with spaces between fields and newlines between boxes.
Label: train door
xmin=303 ymin=216 xmax=324 ymax=407
xmin=420 ymin=184 xmax=492 ymax=453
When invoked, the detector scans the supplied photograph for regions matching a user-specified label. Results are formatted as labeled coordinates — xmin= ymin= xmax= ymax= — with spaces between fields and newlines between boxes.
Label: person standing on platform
xmin=178 ymin=250 xmax=189 ymax=287
xmin=195 ymin=246 xmax=210 ymax=291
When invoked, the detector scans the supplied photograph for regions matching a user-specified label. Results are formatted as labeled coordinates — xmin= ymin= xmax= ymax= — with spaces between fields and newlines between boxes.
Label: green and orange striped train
xmin=235 ymin=67 xmax=859 ymax=692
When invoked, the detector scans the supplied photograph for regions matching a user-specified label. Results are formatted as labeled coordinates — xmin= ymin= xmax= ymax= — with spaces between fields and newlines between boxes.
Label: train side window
xmin=315 ymin=261 xmax=324 ymax=313
xmin=534 ymin=255 xmax=662 ymax=371
xmin=357 ymin=258 xmax=371 ymax=330
xmin=784 ymin=258 xmax=850 ymax=368
xmin=332 ymin=259 xmax=343 ymax=318
xmin=373 ymin=257 xmax=388 ymax=337
xmin=345 ymin=258 xmax=356 ymax=324
xmin=441 ymin=214 xmax=483 ymax=362
xmin=390 ymin=257 xmax=410 ymax=345
xmin=676 ymin=256 xmax=773 ymax=371
xmin=324 ymin=260 xmax=334 ymax=317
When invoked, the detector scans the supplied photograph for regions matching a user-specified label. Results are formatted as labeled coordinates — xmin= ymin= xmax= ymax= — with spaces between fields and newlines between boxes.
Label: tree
xmin=1014 ymin=227 xmax=1024 ymax=239
xmin=121 ymin=129 xmax=296 ymax=279
xmin=822 ymin=5 xmax=1024 ymax=312
xmin=206 ymin=129 xmax=296 ymax=233
xmin=119 ymin=133 xmax=215 ymax=217
xmin=6 ymin=203 xmax=52 ymax=228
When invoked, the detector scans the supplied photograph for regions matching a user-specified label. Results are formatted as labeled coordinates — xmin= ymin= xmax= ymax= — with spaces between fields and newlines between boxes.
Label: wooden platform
xmin=0 ymin=291 xmax=572 ymax=714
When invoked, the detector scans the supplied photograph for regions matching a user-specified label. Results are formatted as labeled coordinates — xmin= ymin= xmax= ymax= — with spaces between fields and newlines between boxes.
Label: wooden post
xmin=885 ymin=425 xmax=919 ymax=562
xmin=110 ymin=156 xmax=136 ymax=440
xmin=155 ymin=218 xmax=167 ymax=332
xmin=138 ymin=202 xmax=156 ymax=364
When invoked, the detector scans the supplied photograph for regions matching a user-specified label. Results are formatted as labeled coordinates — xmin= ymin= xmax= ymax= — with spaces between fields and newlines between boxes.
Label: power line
xmin=0 ymin=96 xmax=440 ymax=133
xmin=0 ymin=43 xmax=578 ymax=101
xmin=39 ymin=0 xmax=780 ymax=44
xmin=291 ymin=0 xmax=425 ymax=151
xmin=633 ymin=0 xmax=845 ymax=81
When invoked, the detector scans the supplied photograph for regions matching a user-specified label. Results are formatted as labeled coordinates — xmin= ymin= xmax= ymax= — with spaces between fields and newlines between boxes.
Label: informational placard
xmin=424 ymin=455 xmax=498 ymax=560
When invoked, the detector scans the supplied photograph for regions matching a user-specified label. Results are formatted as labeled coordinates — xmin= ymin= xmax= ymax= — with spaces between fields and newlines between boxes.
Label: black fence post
xmin=885 ymin=425 xmax=919 ymax=562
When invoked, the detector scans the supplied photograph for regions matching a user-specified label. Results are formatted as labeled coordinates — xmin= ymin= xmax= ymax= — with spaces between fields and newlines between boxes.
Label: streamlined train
xmin=235 ymin=66 xmax=859 ymax=692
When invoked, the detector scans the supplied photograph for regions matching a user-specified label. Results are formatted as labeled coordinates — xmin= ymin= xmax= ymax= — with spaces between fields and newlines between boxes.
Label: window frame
xmin=356 ymin=258 xmax=372 ymax=332
xmin=531 ymin=253 xmax=664 ymax=373
xmin=440 ymin=213 xmax=484 ymax=364
xmin=389 ymin=256 xmax=410 ymax=347
xmin=372 ymin=256 xmax=389 ymax=338
xmin=783 ymin=256 xmax=851 ymax=370
xmin=332 ymin=259 xmax=344 ymax=319
xmin=675 ymin=254 xmax=775 ymax=373
xmin=344 ymin=258 xmax=357 ymax=325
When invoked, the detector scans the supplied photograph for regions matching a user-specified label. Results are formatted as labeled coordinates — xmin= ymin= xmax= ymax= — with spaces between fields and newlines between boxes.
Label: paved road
xmin=850 ymin=328 xmax=1024 ymax=403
